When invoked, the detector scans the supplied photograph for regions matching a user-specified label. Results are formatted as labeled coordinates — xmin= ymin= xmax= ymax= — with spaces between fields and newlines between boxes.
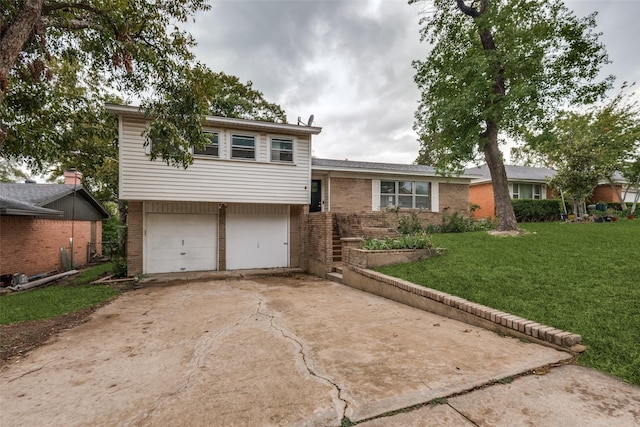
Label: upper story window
xmin=271 ymin=138 xmax=294 ymax=163
xmin=381 ymin=181 xmax=431 ymax=209
xmin=193 ymin=132 xmax=219 ymax=157
xmin=511 ymin=183 xmax=541 ymax=199
xmin=231 ymin=134 xmax=255 ymax=160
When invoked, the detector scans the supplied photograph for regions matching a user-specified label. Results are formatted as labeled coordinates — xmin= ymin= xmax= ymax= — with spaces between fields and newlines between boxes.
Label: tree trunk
xmin=607 ymin=178 xmax=627 ymax=211
xmin=460 ymin=0 xmax=518 ymax=232
xmin=483 ymin=124 xmax=519 ymax=231
xmin=0 ymin=0 xmax=43 ymax=147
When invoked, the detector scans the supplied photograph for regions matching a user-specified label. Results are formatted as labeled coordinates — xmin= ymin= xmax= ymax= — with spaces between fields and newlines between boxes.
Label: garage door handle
xmin=283 ymin=242 xmax=288 ymax=245
xmin=181 ymin=252 xmax=186 ymax=255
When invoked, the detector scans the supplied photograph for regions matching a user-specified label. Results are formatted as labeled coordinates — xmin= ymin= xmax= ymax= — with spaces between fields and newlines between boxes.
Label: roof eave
xmin=105 ymin=103 xmax=322 ymax=136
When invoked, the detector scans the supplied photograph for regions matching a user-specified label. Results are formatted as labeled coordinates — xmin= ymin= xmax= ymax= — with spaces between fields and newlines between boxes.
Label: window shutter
xmin=372 ymin=179 xmax=381 ymax=211
xmin=431 ymin=182 xmax=439 ymax=212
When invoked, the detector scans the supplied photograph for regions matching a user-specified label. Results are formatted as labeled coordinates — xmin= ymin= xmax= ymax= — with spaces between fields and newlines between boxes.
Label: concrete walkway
xmin=1 ymin=274 xmax=638 ymax=426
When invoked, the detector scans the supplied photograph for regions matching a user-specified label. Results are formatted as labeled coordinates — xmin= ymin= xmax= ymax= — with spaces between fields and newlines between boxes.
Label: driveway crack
xmin=255 ymin=300 xmax=349 ymax=421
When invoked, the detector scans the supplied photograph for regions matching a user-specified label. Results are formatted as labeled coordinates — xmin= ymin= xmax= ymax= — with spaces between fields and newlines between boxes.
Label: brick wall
xmin=469 ymin=182 xmax=495 ymax=219
xmin=590 ymin=184 xmax=622 ymax=204
xmin=126 ymin=201 xmax=143 ymax=276
xmin=289 ymin=205 xmax=305 ymax=268
xmin=439 ymin=183 xmax=469 ymax=214
xmin=0 ymin=217 xmax=95 ymax=276
xmin=329 ymin=178 xmax=372 ymax=212
xmin=300 ymin=212 xmax=333 ymax=277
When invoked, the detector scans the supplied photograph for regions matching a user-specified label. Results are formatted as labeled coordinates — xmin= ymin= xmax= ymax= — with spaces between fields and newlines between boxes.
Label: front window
xmin=381 ymin=181 xmax=431 ymax=209
xmin=512 ymin=183 xmax=541 ymax=199
xmin=271 ymin=138 xmax=293 ymax=162
xmin=231 ymin=134 xmax=255 ymax=160
xmin=194 ymin=132 xmax=219 ymax=157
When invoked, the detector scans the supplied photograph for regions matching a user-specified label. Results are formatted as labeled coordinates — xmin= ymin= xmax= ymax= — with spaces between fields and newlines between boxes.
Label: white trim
xmin=372 ymin=179 xmax=381 ymax=211
xmin=432 ymin=182 xmax=439 ymax=212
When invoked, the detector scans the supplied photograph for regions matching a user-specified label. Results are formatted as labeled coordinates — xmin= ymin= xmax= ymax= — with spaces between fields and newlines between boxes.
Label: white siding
xmin=119 ymin=117 xmax=311 ymax=203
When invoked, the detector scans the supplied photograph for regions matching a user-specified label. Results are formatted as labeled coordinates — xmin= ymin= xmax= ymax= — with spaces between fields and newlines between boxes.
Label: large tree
xmin=1 ymin=0 xmax=218 ymax=159
xmin=411 ymin=0 xmax=613 ymax=231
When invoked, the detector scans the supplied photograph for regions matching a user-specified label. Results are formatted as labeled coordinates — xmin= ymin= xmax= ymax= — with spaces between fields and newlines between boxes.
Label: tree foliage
xmin=411 ymin=0 xmax=612 ymax=230
xmin=516 ymin=89 xmax=640 ymax=215
xmin=1 ymin=1 xmax=287 ymax=196
xmin=143 ymin=65 xmax=286 ymax=168
xmin=1 ymin=0 xmax=212 ymax=147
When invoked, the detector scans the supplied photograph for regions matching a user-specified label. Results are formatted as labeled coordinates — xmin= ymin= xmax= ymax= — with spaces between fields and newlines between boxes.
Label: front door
xmin=310 ymin=180 xmax=322 ymax=212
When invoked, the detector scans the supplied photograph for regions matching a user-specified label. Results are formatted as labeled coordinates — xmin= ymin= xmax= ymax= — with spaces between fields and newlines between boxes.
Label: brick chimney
xmin=63 ymin=169 xmax=82 ymax=186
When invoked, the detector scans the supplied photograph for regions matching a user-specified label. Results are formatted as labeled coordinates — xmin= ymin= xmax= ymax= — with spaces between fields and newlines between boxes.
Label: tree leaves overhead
xmin=1 ymin=0 xmax=288 ymax=193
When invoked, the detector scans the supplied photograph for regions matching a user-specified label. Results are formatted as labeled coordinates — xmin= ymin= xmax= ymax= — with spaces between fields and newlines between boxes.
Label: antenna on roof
xmin=297 ymin=115 xmax=315 ymax=126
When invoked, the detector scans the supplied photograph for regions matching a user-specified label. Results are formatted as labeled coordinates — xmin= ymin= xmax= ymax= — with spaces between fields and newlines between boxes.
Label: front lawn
xmin=0 ymin=262 xmax=121 ymax=325
xmin=377 ymin=221 xmax=640 ymax=386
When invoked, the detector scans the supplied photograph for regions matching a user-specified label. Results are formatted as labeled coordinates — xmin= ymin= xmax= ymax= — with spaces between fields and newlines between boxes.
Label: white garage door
xmin=226 ymin=205 xmax=289 ymax=270
xmin=146 ymin=213 xmax=217 ymax=274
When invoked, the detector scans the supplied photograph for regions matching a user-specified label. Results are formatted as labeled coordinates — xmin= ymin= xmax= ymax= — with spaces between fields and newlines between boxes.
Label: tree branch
xmin=456 ymin=0 xmax=480 ymax=17
xmin=0 ymin=0 xmax=44 ymax=98
xmin=42 ymin=2 xmax=118 ymax=36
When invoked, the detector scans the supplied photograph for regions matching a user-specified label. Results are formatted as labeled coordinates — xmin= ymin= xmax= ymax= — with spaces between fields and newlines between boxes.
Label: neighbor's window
xmin=271 ymin=138 xmax=294 ymax=162
xmin=381 ymin=181 xmax=431 ymax=209
xmin=511 ymin=183 xmax=541 ymax=199
xmin=231 ymin=134 xmax=255 ymax=159
xmin=193 ymin=132 xmax=219 ymax=157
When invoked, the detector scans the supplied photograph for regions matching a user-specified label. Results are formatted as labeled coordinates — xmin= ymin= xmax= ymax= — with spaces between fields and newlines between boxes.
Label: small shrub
xmin=363 ymin=232 xmax=433 ymax=250
xmin=112 ymin=260 xmax=128 ymax=278
xmin=511 ymin=199 xmax=562 ymax=222
xmin=440 ymin=212 xmax=493 ymax=233
xmin=423 ymin=213 xmax=494 ymax=234
xmin=397 ymin=211 xmax=424 ymax=235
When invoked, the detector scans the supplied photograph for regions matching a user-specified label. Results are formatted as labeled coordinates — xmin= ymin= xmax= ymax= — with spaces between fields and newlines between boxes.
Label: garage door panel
xmin=146 ymin=213 xmax=217 ymax=274
xmin=226 ymin=205 xmax=288 ymax=270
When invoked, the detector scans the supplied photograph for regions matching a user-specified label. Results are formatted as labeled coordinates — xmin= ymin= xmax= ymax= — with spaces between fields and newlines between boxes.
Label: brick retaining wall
xmin=342 ymin=266 xmax=583 ymax=351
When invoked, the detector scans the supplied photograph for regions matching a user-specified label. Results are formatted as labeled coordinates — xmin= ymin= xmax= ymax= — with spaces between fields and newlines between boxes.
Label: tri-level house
xmin=109 ymin=104 xmax=475 ymax=277
xmin=108 ymin=104 xmax=322 ymax=276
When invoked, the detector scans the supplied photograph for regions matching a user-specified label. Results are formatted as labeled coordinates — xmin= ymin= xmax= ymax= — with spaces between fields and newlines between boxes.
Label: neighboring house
xmin=107 ymin=104 xmax=322 ymax=276
xmin=0 ymin=171 xmax=110 ymax=277
xmin=590 ymin=172 xmax=637 ymax=206
xmin=109 ymin=104 xmax=475 ymax=278
xmin=465 ymin=164 xmax=635 ymax=219
xmin=465 ymin=164 xmax=557 ymax=219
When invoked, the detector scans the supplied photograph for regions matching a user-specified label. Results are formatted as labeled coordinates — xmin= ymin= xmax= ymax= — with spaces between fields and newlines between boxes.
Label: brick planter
xmin=345 ymin=247 xmax=439 ymax=269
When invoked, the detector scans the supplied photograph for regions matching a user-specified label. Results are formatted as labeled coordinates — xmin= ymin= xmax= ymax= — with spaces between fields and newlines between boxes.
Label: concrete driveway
xmin=1 ymin=273 xmax=638 ymax=426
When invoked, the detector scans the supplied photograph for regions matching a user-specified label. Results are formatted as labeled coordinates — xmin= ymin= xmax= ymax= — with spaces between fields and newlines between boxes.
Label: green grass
xmin=0 ymin=262 xmax=121 ymax=325
xmin=377 ymin=221 xmax=640 ymax=386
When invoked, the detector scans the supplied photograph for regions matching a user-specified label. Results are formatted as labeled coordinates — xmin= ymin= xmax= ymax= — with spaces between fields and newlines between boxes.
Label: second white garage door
xmin=145 ymin=213 xmax=217 ymax=274
xmin=226 ymin=204 xmax=289 ymax=270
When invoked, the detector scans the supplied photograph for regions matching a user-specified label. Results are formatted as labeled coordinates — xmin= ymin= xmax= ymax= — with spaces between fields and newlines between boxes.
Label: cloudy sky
xmin=186 ymin=0 xmax=640 ymax=165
